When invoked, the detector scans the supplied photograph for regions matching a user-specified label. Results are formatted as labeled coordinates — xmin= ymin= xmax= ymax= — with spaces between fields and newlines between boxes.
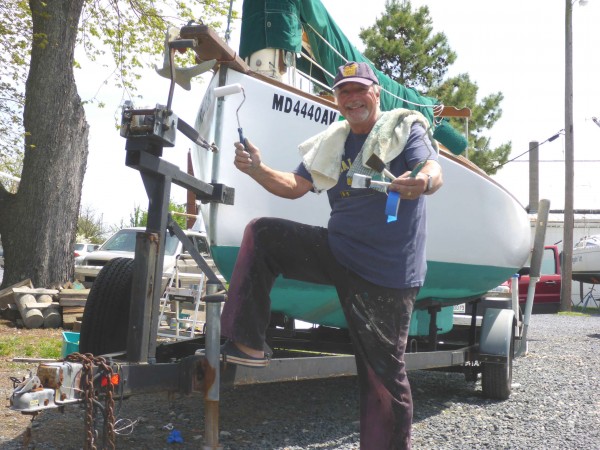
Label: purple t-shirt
xmin=295 ymin=123 xmax=436 ymax=289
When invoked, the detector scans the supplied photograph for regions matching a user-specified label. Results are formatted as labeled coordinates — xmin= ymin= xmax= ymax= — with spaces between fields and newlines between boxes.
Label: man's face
xmin=334 ymin=82 xmax=380 ymax=133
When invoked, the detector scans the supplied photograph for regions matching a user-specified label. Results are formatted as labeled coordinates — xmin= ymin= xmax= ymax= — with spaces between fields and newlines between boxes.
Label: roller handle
xmin=409 ymin=160 xmax=426 ymax=178
xmin=238 ymin=127 xmax=246 ymax=148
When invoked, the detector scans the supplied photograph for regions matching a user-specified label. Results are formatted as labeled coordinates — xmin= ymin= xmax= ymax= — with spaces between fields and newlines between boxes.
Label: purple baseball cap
xmin=332 ymin=62 xmax=379 ymax=89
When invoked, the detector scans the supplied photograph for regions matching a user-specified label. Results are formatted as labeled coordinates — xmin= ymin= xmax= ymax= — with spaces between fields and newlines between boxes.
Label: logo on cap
xmin=333 ymin=61 xmax=379 ymax=89
xmin=343 ymin=63 xmax=360 ymax=77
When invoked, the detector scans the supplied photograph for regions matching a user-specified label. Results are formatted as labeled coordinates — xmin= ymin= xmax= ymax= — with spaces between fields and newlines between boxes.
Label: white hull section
xmin=192 ymin=69 xmax=531 ymax=293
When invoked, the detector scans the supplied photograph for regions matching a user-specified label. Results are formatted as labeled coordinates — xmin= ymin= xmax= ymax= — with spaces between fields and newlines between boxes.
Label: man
xmin=220 ymin=61 xmax=442 ymax=449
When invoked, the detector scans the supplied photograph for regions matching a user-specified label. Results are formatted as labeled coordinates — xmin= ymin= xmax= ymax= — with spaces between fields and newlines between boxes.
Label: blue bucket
xmin=61 ymin=331 xmax=80 ymax=358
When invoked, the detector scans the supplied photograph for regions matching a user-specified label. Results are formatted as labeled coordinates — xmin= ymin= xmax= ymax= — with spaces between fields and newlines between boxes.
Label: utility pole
xmin=561 ymin=0 xmax=575 ymax=311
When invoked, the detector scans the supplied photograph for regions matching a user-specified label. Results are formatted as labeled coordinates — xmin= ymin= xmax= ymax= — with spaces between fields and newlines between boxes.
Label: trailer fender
xmin=479 ymin=308 xmax=515 ymax=359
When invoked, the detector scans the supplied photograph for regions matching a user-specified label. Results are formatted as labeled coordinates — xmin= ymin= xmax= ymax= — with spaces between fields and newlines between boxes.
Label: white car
xmin=74 ymin=242 xmax=100 ymax=264
xmin=74 ymin=227 xmax=211 ymax=289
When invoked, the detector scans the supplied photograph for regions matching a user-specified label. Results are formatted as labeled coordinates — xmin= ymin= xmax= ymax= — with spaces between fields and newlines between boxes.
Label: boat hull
xmin=192 ymin=69 xmax=531 ymax=329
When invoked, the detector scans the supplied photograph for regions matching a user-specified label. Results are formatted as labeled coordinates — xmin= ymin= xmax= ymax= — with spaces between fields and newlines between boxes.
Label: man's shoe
xmin=221 ymin=340 xmax=270 ymax=367
xmin=196 ymin=340 xmax=272 ymax=367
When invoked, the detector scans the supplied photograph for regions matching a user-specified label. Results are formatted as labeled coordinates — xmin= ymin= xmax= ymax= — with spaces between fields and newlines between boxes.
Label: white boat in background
xmin=573 ymin=235 xmax=600 ymax=284
xmin=177 ymin=0 xmax=531 ymax=334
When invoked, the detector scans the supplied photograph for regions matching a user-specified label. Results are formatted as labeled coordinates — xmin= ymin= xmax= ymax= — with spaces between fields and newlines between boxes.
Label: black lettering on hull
xmin=272 ymin=94 xmax=338 ymax=125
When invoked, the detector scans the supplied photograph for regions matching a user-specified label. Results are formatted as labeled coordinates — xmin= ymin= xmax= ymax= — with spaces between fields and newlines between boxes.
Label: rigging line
xmin=298 ymin=51 xmax=337 ymax=87
xmin=297 ymin=51 xmax=439 ymax=112
xmin=302 ymin=23 xmax=440 ymax=111
xmin=303 ymin=23 xmax=349 ymax=72
xmin=295 ymin=66 xmax=338 ymax=94
xmin=509 ymin=159 xmax=600 ymax=163
xmin=494 ymin=129 xmax=565 ymax=169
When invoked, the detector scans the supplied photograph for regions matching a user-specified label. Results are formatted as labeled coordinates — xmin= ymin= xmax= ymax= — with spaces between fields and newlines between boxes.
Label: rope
xmin=301 ymin=22 xmax=441 ymax=111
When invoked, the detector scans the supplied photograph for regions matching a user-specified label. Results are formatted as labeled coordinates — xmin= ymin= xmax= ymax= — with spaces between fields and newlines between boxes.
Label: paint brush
xmin=365 ymin=154 xmax=395 ymax=180
xmin=351 ymin=174 xmax=390 ymax=189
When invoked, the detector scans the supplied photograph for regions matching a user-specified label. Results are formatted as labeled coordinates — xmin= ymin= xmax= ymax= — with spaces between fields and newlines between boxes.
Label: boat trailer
xmin=9 ymin=29 xmax=550 ymax=450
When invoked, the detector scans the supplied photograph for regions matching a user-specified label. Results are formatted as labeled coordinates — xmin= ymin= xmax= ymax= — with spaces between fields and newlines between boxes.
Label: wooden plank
xmin=180 ymin=24 xmax=250 ymax=73
xmin=59 ymin=288 xmax=90 ymax=298
xmin=13 ymin=287 xmax=59 ymax=296
xmin=0 ymin=279 xmax=34 ymax=309
xmin=435 ymin=105 xmax=472 ymax=118
xmin=59 ymin=298 xmax=87 ymax=307
xmin=62 ymin=306 xmax=85 ymax=314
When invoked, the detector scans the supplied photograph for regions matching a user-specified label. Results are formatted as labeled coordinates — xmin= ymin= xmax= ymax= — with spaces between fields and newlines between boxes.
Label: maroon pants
xmin=221 ymin=217 xmax=418 ymax=449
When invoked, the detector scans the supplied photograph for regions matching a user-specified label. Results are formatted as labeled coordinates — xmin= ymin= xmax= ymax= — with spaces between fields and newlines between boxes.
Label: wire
xmin=114 ymin=417 xmax=141 ymax=435
xmin=494 ymin=129 xmax=565 ymax=169
xmin=301 ymin=23 xmax=441 ymax=111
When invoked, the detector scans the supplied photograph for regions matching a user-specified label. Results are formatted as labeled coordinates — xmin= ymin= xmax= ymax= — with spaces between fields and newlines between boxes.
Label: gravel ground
xmin=2 ymin=313 xmax=599 ymax=449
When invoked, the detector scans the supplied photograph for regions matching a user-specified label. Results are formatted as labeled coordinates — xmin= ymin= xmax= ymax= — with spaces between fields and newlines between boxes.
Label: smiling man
xmin=220 ymin=61 xmax=443 ymax=449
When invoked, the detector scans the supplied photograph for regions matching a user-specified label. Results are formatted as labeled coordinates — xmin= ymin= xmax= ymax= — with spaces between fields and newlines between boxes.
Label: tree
xmin=359 ymin=0 xmax=510 ymax=174
xmin=77 ymin=205 xmax=109 ymax=244
xmin=0 ymin=1 xmax=29 ymax=170
xmin=429 ymin=74 xmax=510 ymax=174
xmin=128 ymin=201 xmax=187 ymax=229
xmin=361 ymin=0 xmax=456 ymax=91
xmin=0 ymin=0 xmax=230 ymax=289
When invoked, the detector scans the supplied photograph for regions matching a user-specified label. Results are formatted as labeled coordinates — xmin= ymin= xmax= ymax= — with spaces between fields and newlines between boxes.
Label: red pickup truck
xmin=509 ymin=245 xmax=562 ymax=314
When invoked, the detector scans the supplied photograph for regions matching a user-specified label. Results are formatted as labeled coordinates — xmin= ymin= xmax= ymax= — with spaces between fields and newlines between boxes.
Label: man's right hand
xmin=234 ymin=140 xmax=262 ymax=175
xmin=231 ymin=140 xmax=312 ymax=199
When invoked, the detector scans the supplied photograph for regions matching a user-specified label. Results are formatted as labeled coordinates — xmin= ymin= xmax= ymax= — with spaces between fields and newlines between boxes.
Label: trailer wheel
xmin=80 ymin=257 xmax=134 ymax=355
xmin=481 ymin=326 xmax=514 ymax=400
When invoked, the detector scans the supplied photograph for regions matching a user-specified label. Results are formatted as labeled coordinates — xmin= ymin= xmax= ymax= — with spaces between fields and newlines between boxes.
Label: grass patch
xmin=559 ymin=306 xmax=599 ymax=317
xmin=0 ymin=334 xmax=62 ymax=359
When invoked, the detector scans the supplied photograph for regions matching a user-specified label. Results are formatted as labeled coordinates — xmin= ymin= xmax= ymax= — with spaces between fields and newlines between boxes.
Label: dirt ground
xmin=0 ymin=318 xmax=359 ymax=450
xmin=0 ymin=318 xmax=210 ymax=449
xmin=0 ymin=319 xmax=63 ymax=448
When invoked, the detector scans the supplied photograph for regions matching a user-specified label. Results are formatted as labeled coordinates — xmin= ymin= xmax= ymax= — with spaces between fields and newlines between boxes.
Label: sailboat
xmin=572 ymin=235 xmax=600 ymax=284
xmin=177 ymin=0 xmax=530 ymax=334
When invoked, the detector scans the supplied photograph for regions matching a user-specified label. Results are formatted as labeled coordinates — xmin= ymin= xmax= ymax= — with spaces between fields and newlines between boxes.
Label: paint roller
xmin=432 ymin=119 xmax=468 ymax=155
xmin=213 ymin=83 xmax=247 ymax=146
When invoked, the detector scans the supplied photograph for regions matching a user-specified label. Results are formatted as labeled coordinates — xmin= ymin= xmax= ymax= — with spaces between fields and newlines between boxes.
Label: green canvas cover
xmin=239 ymin=0 xmax=437 ymax=124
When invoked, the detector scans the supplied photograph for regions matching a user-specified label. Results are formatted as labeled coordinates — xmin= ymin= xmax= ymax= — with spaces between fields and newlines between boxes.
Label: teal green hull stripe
xmin=212 ymin=246 xmax=517 ymax=330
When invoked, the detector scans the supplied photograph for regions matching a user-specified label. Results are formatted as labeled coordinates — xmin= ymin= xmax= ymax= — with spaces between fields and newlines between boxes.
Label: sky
xmin=76 ymin=0 xmax=600 ymax=227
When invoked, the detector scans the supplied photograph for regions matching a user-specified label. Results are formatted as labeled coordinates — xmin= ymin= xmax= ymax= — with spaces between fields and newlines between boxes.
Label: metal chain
xmin=96 ymin=356 xmax=116 ymax=449
xmin=66 ymin=353 xmax=117 ymax=450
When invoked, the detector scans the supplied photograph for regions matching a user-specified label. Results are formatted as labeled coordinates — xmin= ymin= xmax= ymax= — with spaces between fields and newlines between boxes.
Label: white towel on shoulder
xmin=298 ymin=109 xmax=434 ymax=191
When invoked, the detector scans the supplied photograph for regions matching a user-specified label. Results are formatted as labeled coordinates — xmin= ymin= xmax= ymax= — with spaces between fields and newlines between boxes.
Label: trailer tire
xmin=481 ymin=326 xmax=514 ymax=400
xmin=80 ymin=257 xmax=134 ymax=355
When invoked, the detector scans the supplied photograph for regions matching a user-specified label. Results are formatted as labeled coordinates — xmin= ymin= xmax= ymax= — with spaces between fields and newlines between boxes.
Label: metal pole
xmin=561 ymin=0 xmax=574 ymax=312
xmin=203 ymin=284 xmax=223 ymax=450
xmin=517 ymin=199 xmax=550 ymax=357
xmin=528 ymin=141 xmax=539 ymax=213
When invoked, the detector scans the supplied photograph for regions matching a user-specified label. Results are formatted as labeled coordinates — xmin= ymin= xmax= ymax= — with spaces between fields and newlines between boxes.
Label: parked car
xmin=74 ymin=243 xmax=100 ymax=258
xmin=508 ymin=245 xmax=561 ymax=314
xmin=453 ymin=245 xmax=562 ymax=316
xmin=74 ymin=227 xmax=211 ymax=290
